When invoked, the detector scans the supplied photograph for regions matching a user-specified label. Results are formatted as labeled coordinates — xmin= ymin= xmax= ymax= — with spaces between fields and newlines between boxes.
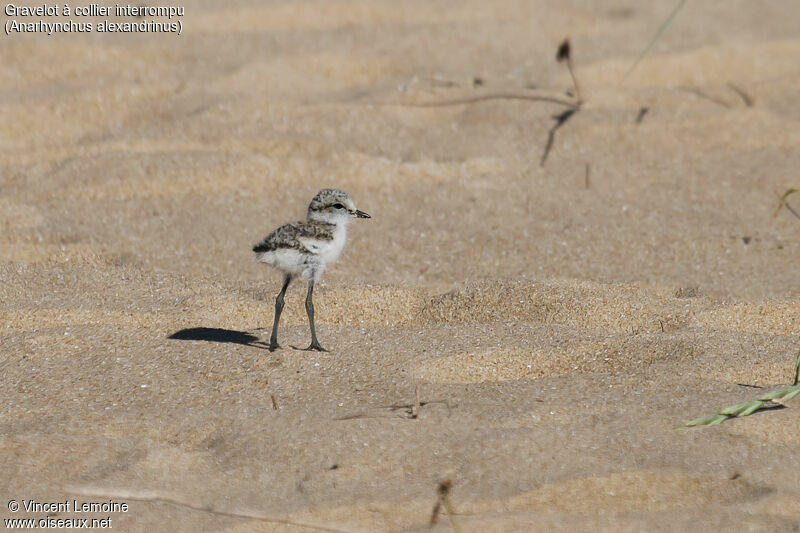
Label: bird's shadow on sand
xmin=168 ymin=327 xmax=270 ymax=350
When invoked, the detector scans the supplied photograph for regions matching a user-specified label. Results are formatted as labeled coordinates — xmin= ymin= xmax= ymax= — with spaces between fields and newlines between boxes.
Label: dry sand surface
xmin=2 ymin=1 xmax=800 ymax=531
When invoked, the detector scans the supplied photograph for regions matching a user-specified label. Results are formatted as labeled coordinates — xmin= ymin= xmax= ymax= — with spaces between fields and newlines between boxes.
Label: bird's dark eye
xmin=332 ymin=203 xmax=345 ymax=209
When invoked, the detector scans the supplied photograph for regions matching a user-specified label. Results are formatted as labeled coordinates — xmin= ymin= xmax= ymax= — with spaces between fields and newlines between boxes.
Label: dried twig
xmin=381 ymin=92 xmax=575 ymax=108
xmin=584 ymin=163 xmax=590 ymax=189
xmin=540 ymin=108 xmax=577 ymax=166
xmin=430 ymin=490 xmax=443 ymax=525
xmin=727 ymin=83 xmax=754 ymax=107
xmin=335 ymin=395 xmax=449 ymax=421
xmin=774 ymin=189 xmax=800 ymax=220
xmin=678 ymin=87 xmax=731 ymax=108
xmin=556 ymin=39 xmax=582 ymax=103
xmin=538 ymin=39 xmax=584 ymax=167
xmin=64 ymin=486 xmax=350 ymax=533
xmin=429 ymin=480 xmax=461 ymax=532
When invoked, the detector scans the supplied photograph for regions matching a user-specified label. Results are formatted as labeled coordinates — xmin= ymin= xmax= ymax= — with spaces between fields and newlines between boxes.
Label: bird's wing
xmin=295 ymin=222 xmax=336 ymax=254
xmin=253 ymin=221 xmax=334 ymax=254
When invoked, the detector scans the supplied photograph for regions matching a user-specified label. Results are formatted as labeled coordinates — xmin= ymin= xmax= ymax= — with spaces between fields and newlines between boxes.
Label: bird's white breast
xmin=257 ymin=248 xmax=307 ymax=276
xmin=302 ymin=223 xmax=347 ymax=266
xmin=257 ymin=221 xmax=349 ymax=281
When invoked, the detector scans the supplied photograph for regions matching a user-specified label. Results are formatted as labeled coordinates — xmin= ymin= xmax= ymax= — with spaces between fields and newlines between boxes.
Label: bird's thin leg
xmin=269 ymin=275 xmax=292 ymax=351
xmin=303 ymin=279 xmax=327 ymax=352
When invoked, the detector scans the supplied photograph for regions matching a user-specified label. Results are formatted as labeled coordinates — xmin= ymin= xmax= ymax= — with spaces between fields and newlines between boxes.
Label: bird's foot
xmin=301 ymin=341 xmax=328 ymax=352
xmin=268 ymin=342 xmax=281 ymax=352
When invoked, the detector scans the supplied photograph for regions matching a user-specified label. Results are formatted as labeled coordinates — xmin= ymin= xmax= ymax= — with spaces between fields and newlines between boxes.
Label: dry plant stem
xmin=429 ymin=500 xmax=442 ymax=526
xmin=773 ymin=189 xmax=798 ymax=218
xmin=540 ymin=108 xmax=577 ymax=166
xmin=411 ymin=385 xmax=420 ymax=418
xmin=727 ymin=83 xmax=754 ymax=107
xmin=429 ymin=484 xmax=445 ymax=526
xmin=566 ymin=56 xmax=582 ymax=103
xmin=383 ymin=92 xmax=575 ymax=108
xmin=442 ymin=494 xmax=461 ymax=533
xmin=429 ymin=480 xmax=461 ymax=533
xmin=678 ymin=87 xmax=731 ymax=108
xmin=783 ymin=201 xmax=800 ymax=221
xmin=556 ymin=39 xmax=582 ymax=104
xmin=65 ymin=486 xmax=350 ymax=533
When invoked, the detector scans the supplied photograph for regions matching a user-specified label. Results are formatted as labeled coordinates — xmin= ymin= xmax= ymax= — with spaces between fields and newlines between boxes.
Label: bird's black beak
xmin=355 ymin=210 xmax=371 ymax=219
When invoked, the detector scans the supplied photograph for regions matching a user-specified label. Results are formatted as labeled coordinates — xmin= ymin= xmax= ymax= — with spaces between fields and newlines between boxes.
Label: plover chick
xmin=253 ymin=189 xmax=370 ymax=352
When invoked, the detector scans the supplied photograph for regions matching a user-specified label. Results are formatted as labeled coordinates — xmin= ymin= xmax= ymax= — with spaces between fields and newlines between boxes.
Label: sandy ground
xmin=2 ymin=1 xmax=800 ymax=531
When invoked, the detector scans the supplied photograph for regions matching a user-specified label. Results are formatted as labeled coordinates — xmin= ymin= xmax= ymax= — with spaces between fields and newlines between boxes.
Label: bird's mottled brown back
xmin=252 ymin=221 xmax=335 ymax=254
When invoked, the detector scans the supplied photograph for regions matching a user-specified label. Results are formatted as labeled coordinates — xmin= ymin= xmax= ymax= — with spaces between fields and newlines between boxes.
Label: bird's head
xmin=307 ymin=189 xmax=370 ymax=224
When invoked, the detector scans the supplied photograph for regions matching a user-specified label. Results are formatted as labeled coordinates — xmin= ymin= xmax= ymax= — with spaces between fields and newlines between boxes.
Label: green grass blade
xmin=622 ymin=0 xmax=688 ymax=81
xmin=759 ymin=388 xmax=790 ymax=401
xmin=719 ymin=400 xmax=760 ymax=416
xmin=781 ymin=385 xmax=800 ymax=401
xmin=737 ymin=402 xmax=765 ymax=417
xmin=707 ymin=414 xmax=728 ymax=426
xmin=758 ymin=385 xmax=800 ymax=402
xmin=681 ymin=414 xmax=728 ymax=428
xmin=679 ymin=349 xmax=800 ymax=428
